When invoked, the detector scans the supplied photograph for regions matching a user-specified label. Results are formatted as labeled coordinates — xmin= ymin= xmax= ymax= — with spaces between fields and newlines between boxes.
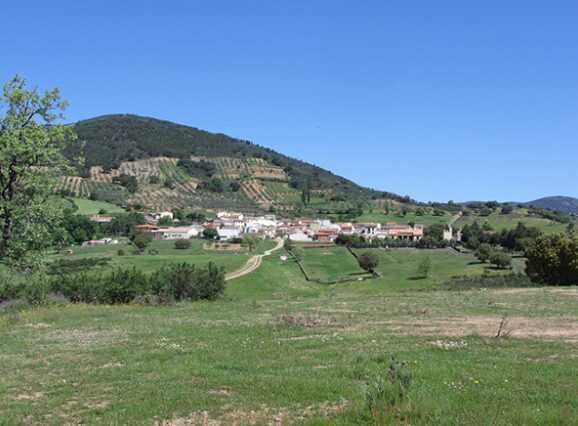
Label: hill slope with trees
xmin=58 ymin=114 xmax=409 ymax=212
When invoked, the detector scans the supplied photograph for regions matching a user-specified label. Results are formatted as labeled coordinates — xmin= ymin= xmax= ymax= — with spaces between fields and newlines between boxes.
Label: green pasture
xmin=455 ymin=208 xmax=568 ymax=234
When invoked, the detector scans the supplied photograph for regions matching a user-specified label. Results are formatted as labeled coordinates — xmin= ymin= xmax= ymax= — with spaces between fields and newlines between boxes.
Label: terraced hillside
xmin=61 ymin=114 xmax=409 ymax=212
xmin=54 ymin=154 xmax=323 ymax=211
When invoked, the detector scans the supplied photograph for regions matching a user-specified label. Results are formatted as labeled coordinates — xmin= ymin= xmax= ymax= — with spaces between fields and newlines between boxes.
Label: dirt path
xmin=225 ymin=238 xmax=284 ymax=281
xmin=448 ymin=211 xmax=463 ymax=226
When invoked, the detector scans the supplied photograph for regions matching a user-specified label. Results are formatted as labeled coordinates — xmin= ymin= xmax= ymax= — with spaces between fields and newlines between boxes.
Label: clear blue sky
xmin=3 ymin=1 xmax=577 ymax=202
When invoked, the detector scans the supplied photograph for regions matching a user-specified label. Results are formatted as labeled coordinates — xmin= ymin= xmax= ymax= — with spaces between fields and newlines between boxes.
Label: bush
xmin=24 ymin=278 xmax=50 ymax=306
xmin=0 ymin=277 xmax=27 ymax=302
xmin=364 ymin=358 xmax=414 ymax=422
xmin=150 ymin=262 xmax=225 ymax=301
xmin=99 ymin=268 xmax=148 ymax=304
xmin=46 ymin=257 xmax=111 ymax=275
xmin=117 ymin=249 xmax=126 ymax=256
xmin=0 ymin=298 xmax=31 ymax=313
xmin=1 ymin=262 xmax=225 ymax=308
xmin=174 ymin=239 xmax=191 ymax=250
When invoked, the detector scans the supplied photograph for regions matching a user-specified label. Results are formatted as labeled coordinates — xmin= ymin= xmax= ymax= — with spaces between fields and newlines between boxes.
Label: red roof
xmin=136 ymin=224 xmax=159 ymax=229
xmin=294 ymin=217 xmax=316 ymax=222
xmin=89 ymin=216 xmax=113 ymax=221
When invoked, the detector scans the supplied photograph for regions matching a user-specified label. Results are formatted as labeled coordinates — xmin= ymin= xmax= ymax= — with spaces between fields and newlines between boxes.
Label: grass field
xmin=348 ymin=248 xmax=526 ymax=293
xmin=455 ymin=208 xmax=568 ymax=234
xmin=45 ymin=239 xmax=277 ymax=275
xmin=299 ymin=247 xmax=371 ymax=282
xmin=70 ymin=198 xmax=128 ymax=215
xmin=1 ymin=248 xmax=577 ymax=424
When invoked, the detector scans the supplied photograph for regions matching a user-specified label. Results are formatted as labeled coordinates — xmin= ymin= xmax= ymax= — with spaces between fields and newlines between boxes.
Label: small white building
xmin=443 ymin=226 xmax=453 ymax=241
xmin=288 ymin=229 xmax=313 ymax=242
xmin=217 ymin=227 xmax=242 ymax=241
xmin=153 ymin=226 xmax=199 ymax=240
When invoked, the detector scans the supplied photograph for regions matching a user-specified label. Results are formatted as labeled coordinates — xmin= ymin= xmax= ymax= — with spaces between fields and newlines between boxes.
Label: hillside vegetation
xmin=58 ymin=114 xmax=401 ymax=212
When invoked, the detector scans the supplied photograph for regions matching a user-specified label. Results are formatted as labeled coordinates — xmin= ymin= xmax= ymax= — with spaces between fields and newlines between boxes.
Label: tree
xmin=525 ymin=233 xmax=578 ymax=285
xmin=0 ymin=76 xmax=77 ymax=267
xmin=112 ymin=173 xmax=138 ymax=193
xmin=417 ymin=255 xmax=431 ymax=278
xmin=291 ymin=247 xmax=304 ymax=262
xmin=501 ymin=204 xmax=514 ymax=214
xmin=424 ymin=223 xmax=446 ymax=242
xmin=358 ymin=251 xmax=379 ymax=273
xmin=283 ymin=238 xmax=294 ymax=251
xmin=242 ymin=234 xmax=260 ymax=252
xmin=202 ymin=227 xmax=219 ymax=240
xmin=474 ymin=243 xmax=493 ymax=263
xmin=157 ymin=216 xmax=173 ymax=226
xmin=132 ymin=232 xmax=153 ymax=251
xmin=61 ymin=213 xmax=98 ymax=244
xmin=229 ymin=181 xmax=241 ymax=192
xmin=489 ymin=252 xmax=512 ymax=269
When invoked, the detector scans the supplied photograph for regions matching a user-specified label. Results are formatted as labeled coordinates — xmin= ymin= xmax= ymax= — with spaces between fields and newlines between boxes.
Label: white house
xmin=152 ymin=226 xmax=199 ymax=240
xmin=217 ymin=226 xmax=242 ymax=241
xmin=288 ymin=228 xmax=313 ymax=242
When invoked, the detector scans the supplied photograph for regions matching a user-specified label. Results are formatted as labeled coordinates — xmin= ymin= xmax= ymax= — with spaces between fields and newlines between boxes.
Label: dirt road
xmin=225 ymin=238 xmax=284 ymax=281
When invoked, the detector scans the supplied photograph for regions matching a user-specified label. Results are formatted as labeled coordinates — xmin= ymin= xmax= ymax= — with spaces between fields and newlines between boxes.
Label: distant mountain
xmin=522 ymin=196 xmax=578 ymax=215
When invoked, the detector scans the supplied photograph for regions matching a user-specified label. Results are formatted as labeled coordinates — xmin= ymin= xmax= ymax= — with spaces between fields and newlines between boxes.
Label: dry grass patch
xmin=155 ymin=400 xmax=349 ymax=426
xmin=373 ymin=315 xmax=578 ymax=341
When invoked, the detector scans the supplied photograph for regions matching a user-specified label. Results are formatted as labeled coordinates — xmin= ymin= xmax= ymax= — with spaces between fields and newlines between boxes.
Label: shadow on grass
xmin=408 ymin=275 xmax=427 ymax=281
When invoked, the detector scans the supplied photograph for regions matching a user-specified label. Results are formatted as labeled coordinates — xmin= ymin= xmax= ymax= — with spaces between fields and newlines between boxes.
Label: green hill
xmin=58 ymin=114 xmax=407 ymax=212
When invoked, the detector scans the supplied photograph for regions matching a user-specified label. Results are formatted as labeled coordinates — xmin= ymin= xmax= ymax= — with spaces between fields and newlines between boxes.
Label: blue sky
xmin=2 ymin=1 xmax=577 ymax=202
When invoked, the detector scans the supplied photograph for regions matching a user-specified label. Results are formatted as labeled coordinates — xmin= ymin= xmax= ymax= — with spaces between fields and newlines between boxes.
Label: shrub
xmin=364 ymin=358 xmax=414 ymax=422
xmin=0 ymin=277 xmax=27 ymax=302
xmin=0 ymin=298 xmax=31 ymax=313
xmin=46 ymin=257 xmax=111 ymax=275
xmin=24 ymin=277 xmax=50 ymax=306
xmin=99 ymin=268 xmax=149 ymax=304
xmin=117 ymin=249 xmax=126 ymax=256
xmin=150 ymin=262 xmax=225 ymax=301
xmin=174 ymin=239 xmax=191 ymax=250
xmin=52 ymin=272 xmax=103 ymax=303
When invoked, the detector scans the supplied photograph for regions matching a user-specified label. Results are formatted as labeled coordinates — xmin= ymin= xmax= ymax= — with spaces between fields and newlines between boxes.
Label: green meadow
xmin=45 ymin=239 xmax=277 ymax=275
xmin=70 ymin=198 xmax=128 ymax=215
xmin=1 ymin=245 xmax=576 ymax=425
xmin=299 ymin=247 xmax=371 ymax=282
xmin=455 ymin=208 xmax=568 ymax=234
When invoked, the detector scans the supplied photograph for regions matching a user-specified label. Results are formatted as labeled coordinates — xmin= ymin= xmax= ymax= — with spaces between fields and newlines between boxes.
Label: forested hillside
xmin=58 ymin=114 xmax=409 ymax=212
xmin=70 ymin=115 xmax=383 ymax=197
